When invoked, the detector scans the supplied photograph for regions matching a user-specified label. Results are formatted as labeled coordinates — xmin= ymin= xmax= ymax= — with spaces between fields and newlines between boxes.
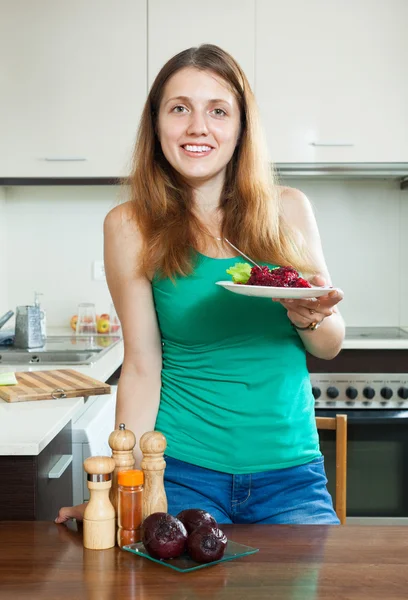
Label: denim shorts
xmin=164 ymin=454 xmax=340 ymax=525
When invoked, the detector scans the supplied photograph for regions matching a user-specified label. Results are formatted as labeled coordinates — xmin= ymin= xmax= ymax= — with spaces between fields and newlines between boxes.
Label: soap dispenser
xmin=34 ymin=292 xmax=47 ymax=342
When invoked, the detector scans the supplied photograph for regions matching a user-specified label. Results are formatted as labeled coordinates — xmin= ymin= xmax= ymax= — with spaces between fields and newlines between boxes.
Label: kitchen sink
xmin=0 ymin=335 xmax=121 ymax=365
xmin=0 ymin=350 xmax=102 ymax=365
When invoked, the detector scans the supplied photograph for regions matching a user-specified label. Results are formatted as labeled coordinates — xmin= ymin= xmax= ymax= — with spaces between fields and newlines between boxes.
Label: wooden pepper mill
xmin=140 ymin=431 xmax=168 ymax=520
xmin=83 ymin=456 xmax=116 ymax=550
xmin=108 ymin=423 xmax=136 ymax=514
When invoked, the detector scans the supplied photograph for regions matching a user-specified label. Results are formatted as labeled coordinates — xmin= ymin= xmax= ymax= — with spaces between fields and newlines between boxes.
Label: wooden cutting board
xmin=0 ymin=369 xmax=111 ymax=403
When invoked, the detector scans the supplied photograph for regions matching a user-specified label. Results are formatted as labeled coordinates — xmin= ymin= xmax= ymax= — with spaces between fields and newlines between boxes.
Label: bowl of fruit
xmin=70 ymin=311 xmax=121 ymax=335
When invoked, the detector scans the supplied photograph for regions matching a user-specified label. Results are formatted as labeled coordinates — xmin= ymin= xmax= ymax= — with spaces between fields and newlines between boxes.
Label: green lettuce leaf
xmin=226 ymin=262 xmax=252 ymax=284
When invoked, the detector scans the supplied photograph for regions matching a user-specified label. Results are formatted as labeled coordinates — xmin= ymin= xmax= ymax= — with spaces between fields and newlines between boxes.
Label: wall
xmin=4 ymin=185 xmax=124 ymax=328
xmin=401 ymin=195 xmax=408 ymax=326
xmin=0 ymin=187 xmax=7 ymax=315
xmin=2 ymin=178 xmax=407 ymax=328
xmin=284 ymin=177 xmax=405 ymax=327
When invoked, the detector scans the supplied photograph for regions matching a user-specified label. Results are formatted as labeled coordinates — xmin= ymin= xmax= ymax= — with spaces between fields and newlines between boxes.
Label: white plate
xmin=216 ymin=281 xmax=335 ymax=299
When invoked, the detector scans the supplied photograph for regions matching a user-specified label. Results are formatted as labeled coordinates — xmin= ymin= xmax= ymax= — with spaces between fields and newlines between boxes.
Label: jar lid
xmin=118 ymin=469 xmax=144 ymax=486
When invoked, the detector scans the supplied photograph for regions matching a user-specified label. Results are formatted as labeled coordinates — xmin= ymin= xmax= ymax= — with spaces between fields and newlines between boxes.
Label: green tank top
xmin=152 ymin=253 xmax=320 ymax=474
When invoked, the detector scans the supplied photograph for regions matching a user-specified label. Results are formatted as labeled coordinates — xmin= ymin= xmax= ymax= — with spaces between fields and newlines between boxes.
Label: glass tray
xmin=123 ymin=539 xmax=259 ymax=572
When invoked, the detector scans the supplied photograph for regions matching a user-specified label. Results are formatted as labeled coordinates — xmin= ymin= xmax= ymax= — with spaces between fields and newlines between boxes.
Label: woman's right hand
xmin=55 ymin=502 xmax=87 ymax=524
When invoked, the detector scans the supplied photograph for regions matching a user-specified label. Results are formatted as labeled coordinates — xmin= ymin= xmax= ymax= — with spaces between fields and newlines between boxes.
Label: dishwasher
xmin=71 ymin=386 xmax=118 ymax=505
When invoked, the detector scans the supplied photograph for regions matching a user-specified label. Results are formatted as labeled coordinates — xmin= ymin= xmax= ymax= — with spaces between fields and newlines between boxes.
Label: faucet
xmin=0 ymin=310 xmax=14 ymax=330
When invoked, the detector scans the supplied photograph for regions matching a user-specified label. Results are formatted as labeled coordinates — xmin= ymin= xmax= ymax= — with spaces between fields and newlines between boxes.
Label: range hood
xmin=1 ymin=164 xmax=408 ymax=188
xmin=275 ymin=163 xmax=408 ymax=188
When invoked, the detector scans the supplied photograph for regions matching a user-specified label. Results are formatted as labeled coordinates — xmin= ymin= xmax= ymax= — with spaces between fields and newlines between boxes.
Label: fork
xmin=222 ymin=238 xmax=261 ymax=269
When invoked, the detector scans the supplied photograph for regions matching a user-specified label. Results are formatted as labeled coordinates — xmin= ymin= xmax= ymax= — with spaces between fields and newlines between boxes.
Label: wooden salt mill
xmin=83 ymin=456 xmax=116 ymax=550
xmin=140 ymin=431 xmax=168 ymax=520
xmin=108 ymin=423 xmax=136 ymax=514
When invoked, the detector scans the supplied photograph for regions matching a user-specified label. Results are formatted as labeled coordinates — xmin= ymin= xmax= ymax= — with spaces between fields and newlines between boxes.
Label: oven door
xmin=316 ymin=409 xmax=408 ymax=524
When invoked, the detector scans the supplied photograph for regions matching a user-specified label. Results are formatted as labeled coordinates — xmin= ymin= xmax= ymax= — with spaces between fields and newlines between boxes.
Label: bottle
xmin=34 ymin=291 xmax=47 ymax=342
xmin=117 ymin=469 xmax=144 ymax=548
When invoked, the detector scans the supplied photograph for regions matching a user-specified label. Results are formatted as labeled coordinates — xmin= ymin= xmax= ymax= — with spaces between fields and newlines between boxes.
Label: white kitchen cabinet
xmin=255 ymin=0 xmax=408 ymax=163
xmin=0 ymin=0 xmax=146 ymax=178
xmin=148 ymin=0 xmax=255 ymax=89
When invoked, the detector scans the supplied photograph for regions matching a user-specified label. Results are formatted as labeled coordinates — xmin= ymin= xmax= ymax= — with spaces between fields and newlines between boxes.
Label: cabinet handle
xmin=41 ymin=157 xmax=87 ymax=162
xmin=48 ymin=454 xmax=73 ymax=479
xmin=309 ymin=142 xmax=355 ymax=147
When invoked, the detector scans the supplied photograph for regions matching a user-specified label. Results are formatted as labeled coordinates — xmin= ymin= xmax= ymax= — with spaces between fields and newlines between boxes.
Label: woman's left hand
xmin=272 ymin=275 xmax=344 ymax=330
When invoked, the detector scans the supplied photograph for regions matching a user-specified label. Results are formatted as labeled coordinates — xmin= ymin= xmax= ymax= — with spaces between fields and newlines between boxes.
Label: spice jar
xmin=117 ymin=469 xmax=144 ymax=548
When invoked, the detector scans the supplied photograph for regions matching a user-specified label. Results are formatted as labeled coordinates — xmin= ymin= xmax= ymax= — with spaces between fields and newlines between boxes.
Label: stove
xmin=310 ymin=326 xmax=408 ymax=522
xmin=308 ymin=327 xmax=408 ymax=410
xmin=311 ymin=372 xmax=408 ymax=410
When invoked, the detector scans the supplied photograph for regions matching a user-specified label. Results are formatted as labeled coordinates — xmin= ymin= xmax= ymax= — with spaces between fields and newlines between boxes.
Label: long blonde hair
xmin=128 ymin=44 xmax=316 ymax=278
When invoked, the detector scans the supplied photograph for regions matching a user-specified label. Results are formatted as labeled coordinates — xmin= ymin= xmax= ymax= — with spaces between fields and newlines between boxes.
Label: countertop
xmin=0 ymin=327 xmax=123 ymax=456
xmin=1 ymin=323 xmax=407 ymax=456
xmin=342 ymin=326 xmax=408 ymax=350
xmin=342 ymin=337 xmax=408 ymax=350
xmin=0 ymin=522 xmax=407 ymax=599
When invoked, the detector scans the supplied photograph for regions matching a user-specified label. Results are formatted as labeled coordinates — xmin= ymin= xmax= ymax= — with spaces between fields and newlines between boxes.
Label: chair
xmin=316 ymin=414 xmax=348 ymax=525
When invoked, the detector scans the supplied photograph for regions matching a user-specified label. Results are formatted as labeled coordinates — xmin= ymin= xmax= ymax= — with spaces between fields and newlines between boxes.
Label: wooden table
xmin=0 ymin=522 xmax=407 ymax=599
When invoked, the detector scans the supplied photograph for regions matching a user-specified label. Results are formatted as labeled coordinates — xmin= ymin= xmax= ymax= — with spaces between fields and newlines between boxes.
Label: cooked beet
xmin=187 ymin=525 xmax=228 ymax=563
xmin=142 ymin=512 xmax=187 ymax=560
xmin=176 ymin=508 xmax=217 ymax=535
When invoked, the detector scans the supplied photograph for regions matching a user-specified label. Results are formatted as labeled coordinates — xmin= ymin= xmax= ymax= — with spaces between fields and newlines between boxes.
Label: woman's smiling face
xmin=157 ymin=67 xmax=242 ymax=185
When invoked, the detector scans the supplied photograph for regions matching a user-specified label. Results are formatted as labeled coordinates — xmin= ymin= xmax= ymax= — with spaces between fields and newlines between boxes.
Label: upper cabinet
xmin=255 ymin=0 xmax=408 ymax=163
xmin=0 ymin=0 xmax=146 ymax=178
xmin=1 ymin=0 xmax=407 ymax=178
xmin=147 ymin=0 xmax=255 ymax=89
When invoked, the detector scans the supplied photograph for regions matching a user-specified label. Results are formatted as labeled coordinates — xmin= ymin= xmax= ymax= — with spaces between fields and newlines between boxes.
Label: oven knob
xmin=398 ymin=387 xmax=408 ymax=400
xmin=312 ymin=386 xmax=321 ymax=399
xmin=380 ymin=387 xmax=393 ymax=400
xmin=346 ymin=386 xmax=358 ymax=400
xmin=363 ymin=386 xmax=375 ymax=399
xmin=326 ymin=386 xmax=339 ymax=399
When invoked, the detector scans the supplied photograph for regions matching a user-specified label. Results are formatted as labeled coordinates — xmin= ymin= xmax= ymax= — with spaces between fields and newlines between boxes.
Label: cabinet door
xmin=255 ymin=0 xmax=408 ymax=163
xmin=0 ymin=0 xmax=146 ymax=177
xmin=148 ymin=0 xmax=255 ymax=89
xmin=0 ymin=422 xmax=72 ymax=521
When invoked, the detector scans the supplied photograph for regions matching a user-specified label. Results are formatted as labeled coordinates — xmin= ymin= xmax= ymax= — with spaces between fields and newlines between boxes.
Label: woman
xmin=57 ymin=44 xmax=344 ymax=525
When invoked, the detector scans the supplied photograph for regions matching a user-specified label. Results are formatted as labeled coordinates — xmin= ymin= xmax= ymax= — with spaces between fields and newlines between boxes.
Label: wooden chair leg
xmin=335 ymin=414 xmax=347 ymax=525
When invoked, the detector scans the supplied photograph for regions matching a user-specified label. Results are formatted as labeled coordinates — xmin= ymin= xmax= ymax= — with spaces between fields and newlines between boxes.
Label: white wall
xmin=400 ymin=195 xmax=408 ymax=326
xmin=0 ymin=187 xmax=8 ymax=315
xmin=284 ymin=177 xmax=405 ymax=327
xmin=2 ymin=179 xmax=407 ymax=328
xmin=4 ymin=185 xmax=124 ymax=328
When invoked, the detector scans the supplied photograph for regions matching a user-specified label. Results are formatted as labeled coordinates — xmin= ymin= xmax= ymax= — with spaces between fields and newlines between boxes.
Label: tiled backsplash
xmin=1 ymin=178 xmax=407 ymax=327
